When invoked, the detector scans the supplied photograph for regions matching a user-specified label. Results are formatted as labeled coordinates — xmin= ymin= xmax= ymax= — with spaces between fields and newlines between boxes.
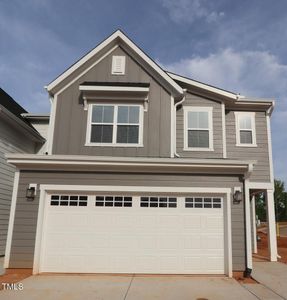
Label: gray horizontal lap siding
xmin=52 ymin=47 xmax=171 ymax=158
xmin=0 ymin=119 xmax=36 ymax=255
xmin=226 ymin=111 xmax=270 ymax=182
xmin=10 ymin=170 xmax=245 ymax=271
xmin=176 ymin=92 xmax=223 ymax=158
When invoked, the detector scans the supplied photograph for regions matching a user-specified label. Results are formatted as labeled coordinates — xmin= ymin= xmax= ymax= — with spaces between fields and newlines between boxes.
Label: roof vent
xmin=112 ymin=56 xmax=126 ymax=75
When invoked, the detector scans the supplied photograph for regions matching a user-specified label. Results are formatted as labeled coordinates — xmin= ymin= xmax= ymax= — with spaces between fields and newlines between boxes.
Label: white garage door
xmin=39 ymin=193 xmax=225 ymax=274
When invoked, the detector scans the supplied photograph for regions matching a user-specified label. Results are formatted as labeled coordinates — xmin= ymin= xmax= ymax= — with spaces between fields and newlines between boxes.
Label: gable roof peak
xmin=46 ymin=30 xmax=183 ymax=98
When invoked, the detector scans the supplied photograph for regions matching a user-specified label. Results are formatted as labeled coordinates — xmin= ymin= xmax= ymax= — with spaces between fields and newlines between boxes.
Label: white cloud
xmin=160 ymin=0 xmax=224 ymax=23
xmin=160 ymin=49 xmax=287 ymax=183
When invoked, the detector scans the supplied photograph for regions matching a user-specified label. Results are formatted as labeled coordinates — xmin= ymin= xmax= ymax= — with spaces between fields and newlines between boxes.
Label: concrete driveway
xmin=0 ymin=275 xmax=261 ymax=300
xmin=252 ymin=262 xmax=287 ymax=299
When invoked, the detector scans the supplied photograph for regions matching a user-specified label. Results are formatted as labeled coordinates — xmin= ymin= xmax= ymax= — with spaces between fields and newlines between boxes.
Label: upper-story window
xmin=235 ymin=112 xmax=257 ymax=147
xmin=86 ymin=104 xmax=143 ymax=146
xmin=184 ymin=107 xmax=214 ymax=151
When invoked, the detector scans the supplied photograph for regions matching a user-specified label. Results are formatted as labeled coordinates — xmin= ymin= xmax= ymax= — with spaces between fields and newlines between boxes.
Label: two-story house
xmin=4 ymin=30 xmax=277 ymax=277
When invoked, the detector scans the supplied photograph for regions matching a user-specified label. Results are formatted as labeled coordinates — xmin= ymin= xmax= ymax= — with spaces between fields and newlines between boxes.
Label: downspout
xmin=174 ymin=89 xmax=187 ymax=158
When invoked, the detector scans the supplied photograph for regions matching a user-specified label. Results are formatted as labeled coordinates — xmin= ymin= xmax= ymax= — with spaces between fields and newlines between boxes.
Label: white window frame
xmin=85 ymin=103 xmax=144 ymax=147
xmin=234 ymin=112 xmax=257 ymax=147
xmin=183 ymin=106 xmax=214 ymax=151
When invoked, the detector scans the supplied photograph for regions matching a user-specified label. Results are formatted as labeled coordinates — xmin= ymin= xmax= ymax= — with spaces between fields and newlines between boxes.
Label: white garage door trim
xmin=33 ymin=185 xmax=232 ymax=276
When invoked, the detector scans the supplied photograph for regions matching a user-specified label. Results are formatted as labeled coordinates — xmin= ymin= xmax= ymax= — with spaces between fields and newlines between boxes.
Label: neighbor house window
xmin=86 ymin=104 xmax=143 ymax=146
xmin=184 ymin=107 xmax=213 ymax=151
xmin=235 ymin=112 xmax=257 ymax=146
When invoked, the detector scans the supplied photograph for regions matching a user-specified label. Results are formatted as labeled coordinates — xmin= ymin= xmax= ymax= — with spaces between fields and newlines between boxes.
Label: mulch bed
xmin=256 ymin=232 xmax=287 ymax=264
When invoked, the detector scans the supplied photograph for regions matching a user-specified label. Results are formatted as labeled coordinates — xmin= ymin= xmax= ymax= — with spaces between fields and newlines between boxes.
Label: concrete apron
xmin=0 ymin=275 xmax=260 ymax=300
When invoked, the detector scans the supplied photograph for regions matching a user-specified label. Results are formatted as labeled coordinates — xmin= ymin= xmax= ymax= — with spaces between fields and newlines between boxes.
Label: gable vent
xmin=112 ymin=56 xmax=126 ymax=75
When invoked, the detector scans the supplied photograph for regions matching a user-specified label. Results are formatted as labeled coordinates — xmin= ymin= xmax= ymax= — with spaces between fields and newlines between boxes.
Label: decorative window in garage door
xmin=185 ymin=197 xmax=222 ymax=208
xmin=95 ymin=196 xmax=132 ymax=207
xmin=50 ymin=195 xmax=88 ymax=206
xmin=140 ymin=197 xmax=177 ymax=208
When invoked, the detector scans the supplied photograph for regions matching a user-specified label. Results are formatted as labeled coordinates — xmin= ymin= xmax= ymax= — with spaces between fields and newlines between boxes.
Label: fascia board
xmin=6 ymin=154 xmax=254 ymax=175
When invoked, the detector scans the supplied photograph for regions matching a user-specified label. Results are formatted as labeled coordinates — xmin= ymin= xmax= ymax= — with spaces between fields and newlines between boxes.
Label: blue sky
xmin=0 ymin=0 xmax=286 ymax=184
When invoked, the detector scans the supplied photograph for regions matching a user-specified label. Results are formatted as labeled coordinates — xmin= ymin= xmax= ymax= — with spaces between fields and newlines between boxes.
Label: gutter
xmin=174 ymin=89 xmax=187 ymax=158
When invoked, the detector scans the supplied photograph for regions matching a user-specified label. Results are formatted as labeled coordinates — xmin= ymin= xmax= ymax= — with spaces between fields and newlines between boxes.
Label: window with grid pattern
xmin=184 ymin=107 xmax=213 ymax=150
xmin=235 ymin=112 xmax=256 ymax=146
xmin=140 ymin=197 xmax=177 ymax=208
xmin=185 ymin=197 xmax=222 ymax=208
xmin=89 ymin=104 xmax=142 ymax=145
xmin=95 ymin=196 xmax=132 ymax=207
xmin=50 ymin=195 xmax=88 ymax=206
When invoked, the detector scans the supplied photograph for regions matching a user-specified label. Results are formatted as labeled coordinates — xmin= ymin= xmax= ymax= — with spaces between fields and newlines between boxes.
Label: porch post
xmin=266 ymin=189 xmax=277 ymax=261
xmin=244 ymin=181 xmax=253 ymax=270
xmin=250 ymin=195 xmax=257 ymax=253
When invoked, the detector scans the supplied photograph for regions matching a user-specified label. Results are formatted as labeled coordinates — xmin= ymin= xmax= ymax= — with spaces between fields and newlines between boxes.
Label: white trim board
xmin=221 ymin=103 xmax=227 ymax=158
xmin=79 ymin=85 xmax=149 ymax=92
xmin=33 ymin=185 xmax=232 ymax=277
xmin=4 ymin=170 xmax=20 ymax=268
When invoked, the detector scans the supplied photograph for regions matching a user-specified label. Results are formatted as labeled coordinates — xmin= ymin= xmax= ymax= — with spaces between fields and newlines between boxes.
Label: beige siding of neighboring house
xmin=9 ymin=170 xmax=245 ymax=271
xmin=29 ymin=120 xmax=49 ymax=154
xmin=52 ymin=47 xmax=172 ymax=158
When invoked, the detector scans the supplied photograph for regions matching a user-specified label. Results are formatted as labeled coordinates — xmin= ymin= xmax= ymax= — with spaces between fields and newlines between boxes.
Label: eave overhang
xmin=168 ymin=71 xmax=275 ymax=114
xmin=6 ymin=154 xmax=255 ymax=176
xmin=0 ymin=106 xmax=46 ymax=143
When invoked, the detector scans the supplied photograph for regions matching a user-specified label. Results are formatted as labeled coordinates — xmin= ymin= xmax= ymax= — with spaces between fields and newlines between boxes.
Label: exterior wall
xmin=226 ymin=111 xmax=270 ymax=182
xmin=10 ymin=170 xmax=245 ymax=271
xmin=0 ymin=118 xmax=36 ymax=256
xmin=52 ymin=47 xmax=171 ymax=158
xmin=30 ymin=120 xmax=49 ymax=154
xmin=176 ymin=92 xmax=223 ymax=158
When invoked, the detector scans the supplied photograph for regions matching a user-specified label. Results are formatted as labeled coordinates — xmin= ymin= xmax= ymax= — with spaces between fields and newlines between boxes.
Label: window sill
xmin=85 ymin=143 xmax=144 ymax=148
xmin=236 ymin=144 xmax=257 ymax=148
xmin=183 ymin=147 xmax=214 ymax=152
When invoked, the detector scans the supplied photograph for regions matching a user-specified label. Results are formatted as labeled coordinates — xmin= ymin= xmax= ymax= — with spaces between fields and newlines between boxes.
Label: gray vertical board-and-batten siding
xmin=10 ymin=170 xmax=245 ymax=271
xmin=52 ymin=47 xmax=172 ymax=158
xmin=0 ymin=118 xmax=36 ymax=255
xmin=226 ymin=111 xmax=270 ymax=182
xmin=176 ymin=92 xmax=223 ymax=158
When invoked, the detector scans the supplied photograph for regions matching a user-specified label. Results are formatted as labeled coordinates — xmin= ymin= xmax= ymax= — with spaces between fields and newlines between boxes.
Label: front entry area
xmin=34 ymin=187 xmax=231 ymax=275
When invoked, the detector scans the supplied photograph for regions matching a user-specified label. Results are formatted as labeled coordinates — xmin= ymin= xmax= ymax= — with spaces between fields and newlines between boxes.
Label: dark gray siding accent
xmin=226 ymin=111 xmax=270 ymax=182
xmin=52 ymin=47 xmax=171 ymax=158
xmin=0 ymin=118 xmax=36 ymax=256
xmin=176 ymin=92 xmax=223 ymax=158
xmin=10 ymin=170 xmax=245 ymax=271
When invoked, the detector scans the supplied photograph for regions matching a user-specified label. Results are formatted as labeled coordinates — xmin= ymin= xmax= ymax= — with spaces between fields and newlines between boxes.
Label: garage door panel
xmin=40 ymin=194 xmax=225 ymax=274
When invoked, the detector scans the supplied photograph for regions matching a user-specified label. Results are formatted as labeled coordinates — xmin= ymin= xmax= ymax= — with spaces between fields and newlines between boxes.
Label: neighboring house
xmin=4 ymin=30 xmax=277 ymax=277
xmin=0 ymin=88 xmax=45 ymax=256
